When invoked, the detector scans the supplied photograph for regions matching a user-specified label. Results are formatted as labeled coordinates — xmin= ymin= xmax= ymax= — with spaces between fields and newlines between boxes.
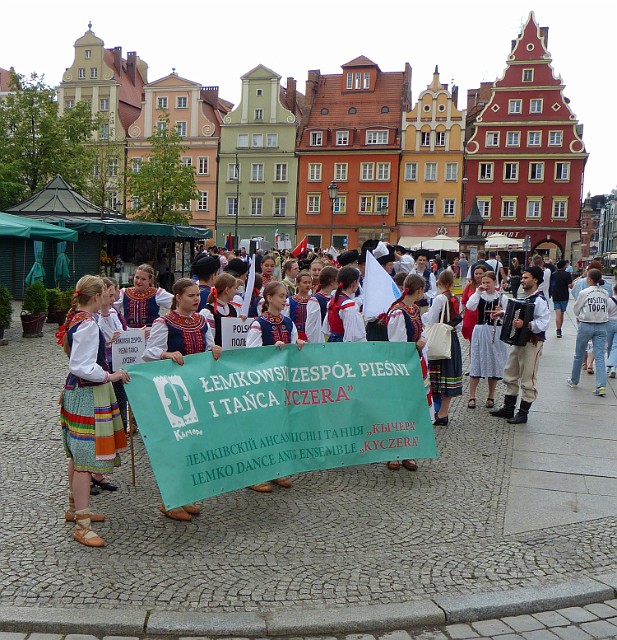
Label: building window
xmin=552 ymin=199 xmax=567 ymax=218
xmin=528 ymin=131 xmax=541 ymax=146
xmin=420 ymin=131 xmax=431 ymax=146
xmin=435 ymin=131 xmax=446 ymax=146
xmin=157 ymin=120 xmax=167 ymax=132
xmin=333 ymin=195 xmax=346 ymax=213
xmin=443 ymin=199 xmax=456 ymax=216
xmin=274 ymin=163 xmax=288 ymax=182
xmin=177 ymin=96 xmax=188 ymax=109
xmin=251 ymin=133 xmax=263 ymax=148
xmin=65 ymin=99 xmax=74 ymax=109
xmin=131 ymin=195 xmax=140 ymax=211
xmin=198 ymin=157 xmax=209 ymax=175
xmin=226 ymin=197 xmax=238 ymax=216
xmin=308 ymin=234 xmax=322 ymax=248
xmin=555 ymin=162 xmax=570 ymax=181
xmin=376 ymin=196 xmax=389 ymax=212
xmin=131 ymin=158 xmax=142 ymax=173
xmin=504 ymin=163 xmax=518 ymax=181
xmin=307 ymin=194 xmax=321 ymax=213
xmin=366 ymin=130 xmax=388 ymax=145
xmin=100 ymin=123 xmax=109 ymax=140
xmin=176 ymin=121 xmax=187 ymax=137
xmin=445 ymin=163 xmax=458 ymax=181
xmin=198 ymin=191 xmax=208 ymax=211
xmin=486 ymin=132 xmax=499 ymax=147
xmin=250 ymin=197 xmax=263 ymax=216
xmin=346 ymin=73 xmax=353 ymax=90
xmin=522 ymin=68 xmax=533 ymax=82
xmin=360 ymin=162 xmax=375 ymax=181
xmin=363 ymin=72 xmax=370 ymax=89
xmin=251 ymin=163 xmax=264 ymax=182
xmin=376 ymin=162 xmax=390 ymax=181
xmin=108 ymin=192 xmax=119 ymax=211
xmin=227 ymin=163 xmax=239 ymax=181
xmin=308 ymin=163 xmax=322 ymax=181
xmin=310 ymin=131 xmax=323 ymax=146
xmin=508 ymin=99 xmax=522 ymax=114
xmin=404 ymin=162 xmax=417 ymax=181
xmin=267 ymin=133 xmax=278 ymax=148
xmin=157 ymin=97 xmax=168 ymax=109
xmin=506 ymin=131 xmax=520 ymax=147
xmin=424 ymin=163 xmax=437 ymax=181
xmin=237 ymin=133 xmax=249 ymax=148
xmin=332 ymin=235 xmax=348 ymax=250
xmin=549 ymin=131 xmax=563 ymax=146
xmin=479 ymin=163 xmax=493 ymax=181
xmin=403 ymin=199 xmax=415 ymax=216
xmin=423 ymin=199 xmax=436 ymax=215
xmin=90 ymin=68 xmax=97 ymax=79
xmin=355 ymin=72 xmax=361 ymax=89
xmin=527 ymin=199 xmax=541 ymax=219
xmin=85 ymin=50 xmax=92 ymax=59
xmin=529 ymin=162 xmax=544 ymax=181
xmin=360 ymin=196 xmax=374 ymax=213
xmin=502 ymin=199 xmax=516 ymax=218
xmin=256 ymin=89 xmax=263 ymax=96
xmin=336 ymin=130 xmax=349 ymax=146
xmin=99 ymin=98 xmax=109 ymax=112
xmin=108 ymin=158 xmax=118 ymax=177
xmin=78 ymin=68 xmax=86 ymax=79
xmin=254 ymin=108 xmax=263 ymax=120
xmin=180 ymin=156 xmax=192 ymax=167
xmin=477 ymin=199 xmax=491 ymax=218
xmin=334 ymin=163 xmax=348 ymax=181
xmin=274 ymin=196 xmax=287 ymax=217
xmin=530 ymin=99 xmax=543 ymax=114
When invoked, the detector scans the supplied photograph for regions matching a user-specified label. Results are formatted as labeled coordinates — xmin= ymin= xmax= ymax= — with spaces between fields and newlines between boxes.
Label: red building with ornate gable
xmin=464 ymin=12 xmax=588 ymax=260
xmin=297 ymin=56 xmax=411 ymax=250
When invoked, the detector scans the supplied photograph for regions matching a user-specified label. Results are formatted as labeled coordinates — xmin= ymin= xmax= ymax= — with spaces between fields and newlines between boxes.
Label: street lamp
xmin=379 ymin=205 xmax=388 ymax=241
xmin=233 ymin=153 xmax=240 ymax=251
xmin=327 ymin=180 xmax=339 ymax=249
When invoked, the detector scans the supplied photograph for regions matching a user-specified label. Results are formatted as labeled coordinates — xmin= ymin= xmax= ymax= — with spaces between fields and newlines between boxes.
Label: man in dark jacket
xmin=550 ymin=259 xmax=572 ymax=338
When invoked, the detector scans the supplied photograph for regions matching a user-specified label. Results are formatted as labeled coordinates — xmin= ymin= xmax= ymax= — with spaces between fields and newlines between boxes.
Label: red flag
xmin=292 ymin=235 xmax=307 ymax=258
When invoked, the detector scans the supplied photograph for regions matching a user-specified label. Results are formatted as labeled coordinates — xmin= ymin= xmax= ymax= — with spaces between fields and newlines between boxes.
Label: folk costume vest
xmin=205 ymin=301 xmax=238 ymax=347
xmin=164 ymin=310 xmax=209 ymax=356
xmin=256 ymin=313 xmax=294 ymax=346
xmin=288 ymin=295 xmax=309 ymax=341
xmin=66 ymin=311 xmax=108 ymax=388
xmin=122 ymin=287 xmax=160 ymax=328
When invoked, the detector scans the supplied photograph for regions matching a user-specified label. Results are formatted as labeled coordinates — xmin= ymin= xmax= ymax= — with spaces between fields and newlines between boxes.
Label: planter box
xmin=21 ymin=313 xmax=46 ymax=338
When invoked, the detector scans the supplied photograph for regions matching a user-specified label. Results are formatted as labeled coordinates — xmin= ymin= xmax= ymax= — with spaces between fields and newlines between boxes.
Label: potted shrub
xmin=0 ymin=285 xmax=12 ymax=343
xmin=46 ymin=288 xmax=61 ymax=324
xmin=21 ymin=281 xmax=48 ymax=338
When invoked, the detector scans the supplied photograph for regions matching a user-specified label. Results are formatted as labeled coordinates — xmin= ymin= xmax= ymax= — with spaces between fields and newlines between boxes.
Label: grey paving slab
xmin=470 ymin=618 xmax=513 ymax=635
xmin=509 ymin=469 xmax=589 ymax=494
xmin=501 ymin=615 xmax=545 ymax=632
xmin=512 ymin=433 xmax=617 ymax=460
xmin=520 ymin=416 xmax=617 ymax=440
xmin=582 ymin=602 xmax=617 ymax=618
xmin=511 ymin=451 xmax=617 ymax=479
xmin=0 ymin=634 xmax=26 ymax=640
xmin=582 ymin=476 xmax=617 ymax=497
xmin=551 ymin=627 xmax=594 ymax=640
xmin=146 ymin=611 xmax=266 ymax=636
xmin=27 ymin=635 xmax=63 ymax=640
xmin=444 ymin=623 xmax=480 ymax=638
xmin=531 ymin=612 xmax=571 ymax=627
xmin=555 ymin=608 xmax=599 ymax=623
xmin=519 ymin=631 xmax=559 ymax=640
xmin=578 ymin=619 xmax=617 ymax=637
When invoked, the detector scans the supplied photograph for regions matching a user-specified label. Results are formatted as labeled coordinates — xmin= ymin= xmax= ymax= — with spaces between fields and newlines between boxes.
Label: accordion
xmin=500 ymin=299 xmax=535 ymax=346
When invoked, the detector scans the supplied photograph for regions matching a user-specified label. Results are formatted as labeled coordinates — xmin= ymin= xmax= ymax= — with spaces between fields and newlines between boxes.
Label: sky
xmin=2 ymin=0 xmax=615 ymax=196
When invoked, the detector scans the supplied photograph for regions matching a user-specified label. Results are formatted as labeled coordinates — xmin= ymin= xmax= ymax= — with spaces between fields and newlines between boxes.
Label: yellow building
xmin=398 ymin=66 xmax=465 ymax=246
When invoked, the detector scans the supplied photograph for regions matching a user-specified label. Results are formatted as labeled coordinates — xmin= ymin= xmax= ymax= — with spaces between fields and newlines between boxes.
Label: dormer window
xmin=363 ymin=72 xmax=370 ymax=89
xmin=310 ymin=131 xmax=323 ymax=146
xmin=336 ymin=131 xmax=349 ymax=146
xmin=346 ymin=73 xmax=353 ymax=90
xmin=366 ymin=130 xmax=388 ymax=145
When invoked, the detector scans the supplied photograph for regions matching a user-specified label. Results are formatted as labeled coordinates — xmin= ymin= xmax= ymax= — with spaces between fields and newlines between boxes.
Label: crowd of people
xmin=56 ymin=240 xmax=614 ymax=547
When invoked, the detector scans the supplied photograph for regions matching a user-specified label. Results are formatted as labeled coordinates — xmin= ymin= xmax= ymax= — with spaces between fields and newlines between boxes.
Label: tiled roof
xmin=102 ymin=49 xmax=146 ymax=131
xmin=342 ymin=55 xmax=378 ymax=68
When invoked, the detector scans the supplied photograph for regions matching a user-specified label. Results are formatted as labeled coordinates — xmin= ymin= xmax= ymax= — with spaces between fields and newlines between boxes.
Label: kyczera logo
xmin=153 ymin=375 xmax=198 ymax=430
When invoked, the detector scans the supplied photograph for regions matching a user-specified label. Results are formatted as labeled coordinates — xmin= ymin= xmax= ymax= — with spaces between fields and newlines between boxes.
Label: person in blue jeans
xmin=567 ymin=269 xmax=609 ymax=396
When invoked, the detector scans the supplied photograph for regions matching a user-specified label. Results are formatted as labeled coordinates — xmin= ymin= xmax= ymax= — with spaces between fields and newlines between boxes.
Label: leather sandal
xmin=485 ymin=398 xmax=495 ymax=408
xmin=386 ymin=461 xmax=401 ymax=470
xmin=65 ymin=510 xmax=105 ymax=523
xmin=249 ymin=482 xmax=273 ymax=493
xmin=271 ymin=477 xmax=292 ymax=488
xmin=182 ymin=503 xmax=201 ymax=515
xmin=160 ymin=504 xmax=192 ymax=521
xmin=402 ymin=459 xmax=418 ymax=471
xmin=467 ymin=399 xmax=476 ymax=409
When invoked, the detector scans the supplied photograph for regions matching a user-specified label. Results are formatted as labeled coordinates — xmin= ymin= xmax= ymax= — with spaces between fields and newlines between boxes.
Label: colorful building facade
xmin=216 ymin=65 xmax=301 ymax=248
xmin=126 ymin=72 xmax=232 ymax=228
xmin=464 ymin=12 xmax=588 ymax=260
xmin=297 ymin=56 xmax=411 ymax=250
xmin=398 ymin=66 xmax=465 ymax=246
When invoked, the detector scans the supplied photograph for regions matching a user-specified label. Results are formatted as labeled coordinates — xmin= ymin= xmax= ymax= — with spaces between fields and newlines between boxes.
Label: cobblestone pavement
xmin=1 ymin=305 xmax=616 ymax=617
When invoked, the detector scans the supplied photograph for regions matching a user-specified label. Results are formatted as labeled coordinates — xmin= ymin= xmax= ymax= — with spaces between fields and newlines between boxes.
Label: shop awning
xmin=0 ymin=211 xmax=78 ymax=241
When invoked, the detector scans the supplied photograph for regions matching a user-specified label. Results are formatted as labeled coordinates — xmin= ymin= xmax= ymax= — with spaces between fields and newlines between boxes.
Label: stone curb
xmin=1 ymin=577 xmax=616 ymax=636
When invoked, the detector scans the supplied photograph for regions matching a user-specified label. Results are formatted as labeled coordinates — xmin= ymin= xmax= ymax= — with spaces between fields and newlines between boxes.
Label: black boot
xmin=490 ymin=394 xmax=517 ymax=418
xmin=508 ymin=400 xmax=532 ymax=424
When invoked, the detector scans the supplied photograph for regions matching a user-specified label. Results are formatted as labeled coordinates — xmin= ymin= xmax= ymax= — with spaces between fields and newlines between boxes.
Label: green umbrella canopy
xmin=25 ymin=240 xmax=46 ymax=285
xmin=0 ymin=211 xmax=78 ymax=241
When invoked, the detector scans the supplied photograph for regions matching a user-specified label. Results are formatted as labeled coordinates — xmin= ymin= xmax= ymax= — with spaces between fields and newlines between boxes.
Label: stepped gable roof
xmin=7 ymin=175 xmax=116 ymax=218
xmin=342 ymin=55 xmax=380 ymax=70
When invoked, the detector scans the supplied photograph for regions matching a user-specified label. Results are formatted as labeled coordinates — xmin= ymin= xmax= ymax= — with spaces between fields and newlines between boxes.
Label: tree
xmin=126 ymin=114 xmax=197 ymax=225
xmin=82 ymin=131 xmax=125 ymax=216
xmin=0 ymin=71 xmax=98 ymax=209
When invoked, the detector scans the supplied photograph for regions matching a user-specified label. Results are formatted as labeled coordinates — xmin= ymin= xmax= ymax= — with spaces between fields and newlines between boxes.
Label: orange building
xmin=297 ymin=56 xmax=411 ymax=251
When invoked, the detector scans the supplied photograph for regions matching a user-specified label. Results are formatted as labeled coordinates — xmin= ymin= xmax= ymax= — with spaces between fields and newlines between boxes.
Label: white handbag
xmin=425 ymin=298 xmax=453 ymax=360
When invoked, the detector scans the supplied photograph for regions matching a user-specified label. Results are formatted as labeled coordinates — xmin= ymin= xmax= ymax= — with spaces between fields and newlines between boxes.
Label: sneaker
xmin=609 ymin=368 xmax=616 ymax=379
xmin=556 ymin=329 xmax=562 ymax=338
xmin=566 ymin=378 xmax=578 ymax=388
xmin=593 ymin=387 xmax=606 ymax=396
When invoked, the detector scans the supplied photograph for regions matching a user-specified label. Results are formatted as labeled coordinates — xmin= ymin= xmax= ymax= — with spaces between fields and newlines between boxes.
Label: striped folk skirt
xmin=429 ymin=331 xmax=463 ymax=398
xmin=61 ymin=382 xmax=127 ymax=473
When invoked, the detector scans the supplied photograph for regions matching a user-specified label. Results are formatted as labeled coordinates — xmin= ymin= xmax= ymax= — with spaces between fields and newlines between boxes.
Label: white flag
xmin=362 ymin=249 xmax=399 ymax=318
xmin=328 ymin=246 xmax=340 ymax=259
xmin=240 ymin=257 xmax=256 ymax=317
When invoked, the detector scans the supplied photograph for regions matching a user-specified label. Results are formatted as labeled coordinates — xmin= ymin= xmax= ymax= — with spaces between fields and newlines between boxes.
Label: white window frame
xmin=65 ymin=99 xmax=74 ymax=109
xmin=99 ymin=98 xmax=109 ymax=112
xmin=85 ymin=50 xmax=92 ymax=60
xmin=237 ymin=133 xmax=249 ymax=148
xmin=420 ymin=131 xmax=431 ymax=146
xmin=508 ymin=99 xmax=522 ymax=114
xmin=78 ymin=68 xmax=86 ymax=79
xmin=177 ymin=96 xmax=188 ymax=109
xmin=197 ymin=191 xmax=208 ymax=211
xmin=445 ymin=162 xmax=458 ymax=181
xmin=435 ymin=131 xmax=446 ymax=147
xmin=376 ymin=162 xmax=390 ymax=181
xmin=552 ymin=199 xmax=568 ymax=219
xmin=403 ymin=198 xmax=415 ymax=216
xmin=251 ymin=133 xmax=263 ymax=148
xmin=501 ymin=199 xmax=516 ymax=218
xmin=100 ymin=123 xmax=109 ymax=140
xmin=477 ymin=199 xmax=491 ymax=219
xmin=250 ymin=196 xmax=263 ymax=216
xmin=549 ymin=131 xmax=563 ymax=147
xmin=131 ymin=158 xmax=142 ymax=173
xmin=423 ymin=199 xmax=436 ymax=216
xmin=333 ymin=195 xmax=346 ymax=213
xmin=366 ymin=130 xmax=388 ymax=145
xmin=530 ymin=99 xmax=543 ymax=114
xmin=522 ymin=68 xmax=534 ymax=82
xmin=307 ymin=194 xmax=321 ymax=214
xmin=363 ymin=72 xmax=370 ymax=89
xmin=156 ymin=120 xmax=168 ymax=133
xmin=526 ymin=199 xmax=542 ymax=219
xmin=529 ymin=162 xmax=544 ymax=181
xmin=334 ymin=163 xmax=348 ymax=181
xmin=479 ymin=163 xmax=494 ymax=181
xmin=376 ymin=196 xmax=389 ymax=212
xmin=360 ymin=162 xmax=375 ymax=181
xmin=198 ymin=157 xmax=209 ymax=175
xmin=504 ymin=162 xmax=519 ymax=181
xmin=251 ymin=163 xmax=264 ymax=182
xmin=360 ymin=195 xmax=374 ymax=213
xmin=226 ymin=197 xmax=238 ymax=216
xmin=404 ymin=162 xmax=417 ymax=181
xmin=346 ymin=73 xmax=353 ymax=90
xmin=310 ymin=131 xmax=323 ymax=146
xmin=528 ymin=131 xmax=541 ymax=146
xmin=254 ymin=108 xmax=263 ymax=120
xmin=308 ymin=163 xmax=322 ymax=181
xmin=227 ymin=163 xmax=240 ymax=181
xmin=267 ymin=133 xmax=279 ymax=148
xmin=274 ymin=163 xmax=288 ymax=182
xmin=180 ymin=156 xmax=192 ymax=167
xmin=108 ymin=158 xmax=118 ymax=177
xmin=443 ymin=199 xmax=456 ymax=216
xmin=506 ymin=131 xmax=520 ymax=147
xmin=274 ymin=196 xmax=287 ymax=217
xmin=176 ymin=121 xmax=187 ymax=137
xmin=486 ymin=132 xmax=499 ymax=147
xmin=555 ymin=162 xmax=570 ymax=181
xmin=424 ymin=163 xmax=437 ymax=181
xmin=336 ymin=130 xmax=349 ymax=146
xmin=90 ymin=67 xmax=98 ymax=79
xmin=157 ymin=97 xmax=168 ymax=110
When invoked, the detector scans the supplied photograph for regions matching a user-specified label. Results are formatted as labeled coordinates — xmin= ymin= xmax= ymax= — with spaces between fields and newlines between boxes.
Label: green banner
xmin=124 ymin=342 xmax=438 ymax=509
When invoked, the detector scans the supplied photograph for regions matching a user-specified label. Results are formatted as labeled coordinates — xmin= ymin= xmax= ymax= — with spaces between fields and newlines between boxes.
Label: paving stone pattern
xmin=1 ymin=317 xmax=617 ymax=614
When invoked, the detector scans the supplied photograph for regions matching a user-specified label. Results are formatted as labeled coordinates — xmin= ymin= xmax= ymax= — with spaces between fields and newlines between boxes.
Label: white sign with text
xmin=112 ymin=328 xmax=146 ymax=370
xmin=220 ymin=317 xmax=253 ymax=350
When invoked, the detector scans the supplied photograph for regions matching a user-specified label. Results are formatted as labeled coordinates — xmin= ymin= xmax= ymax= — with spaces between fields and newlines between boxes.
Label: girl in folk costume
xmin=310 ymin=259 xmax=325 ymax=291
xmin=260 ymin=255 xmax=277 ymax=289
xmin=464 ymin=271 xmax=509 ymax=409
xmin=114 ymin=264 xmax=173 ymax=332
xmin=386 ymin=274 xmax=434 ymax=472
xmin=322 ymin=266 xmax=367 ymax=343
xmin=144 ymin=278 xmax=222 ymax=520
xmin=201 ymin=273 xmax=241 ymax=347
xmin=58 ymin=276 xmax=130 ymax=547
xmin=305 ymin=266 xmax=338 ymax=344
xmin=422 ymin=270 xmax=463 ymax=426
xmin=246 ymin=281 xmax=305 ymax=493
xmin=285 ymin=270 xmax=312 ymax=341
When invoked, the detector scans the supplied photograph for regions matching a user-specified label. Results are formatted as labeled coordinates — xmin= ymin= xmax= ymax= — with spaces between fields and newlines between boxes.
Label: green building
xmin=217 ymin=65 xmax=302 ymax=249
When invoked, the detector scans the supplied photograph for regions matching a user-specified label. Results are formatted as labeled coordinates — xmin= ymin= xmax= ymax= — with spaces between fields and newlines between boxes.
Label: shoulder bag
xmin=425 ymin=296 xmax=453 ymax=360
